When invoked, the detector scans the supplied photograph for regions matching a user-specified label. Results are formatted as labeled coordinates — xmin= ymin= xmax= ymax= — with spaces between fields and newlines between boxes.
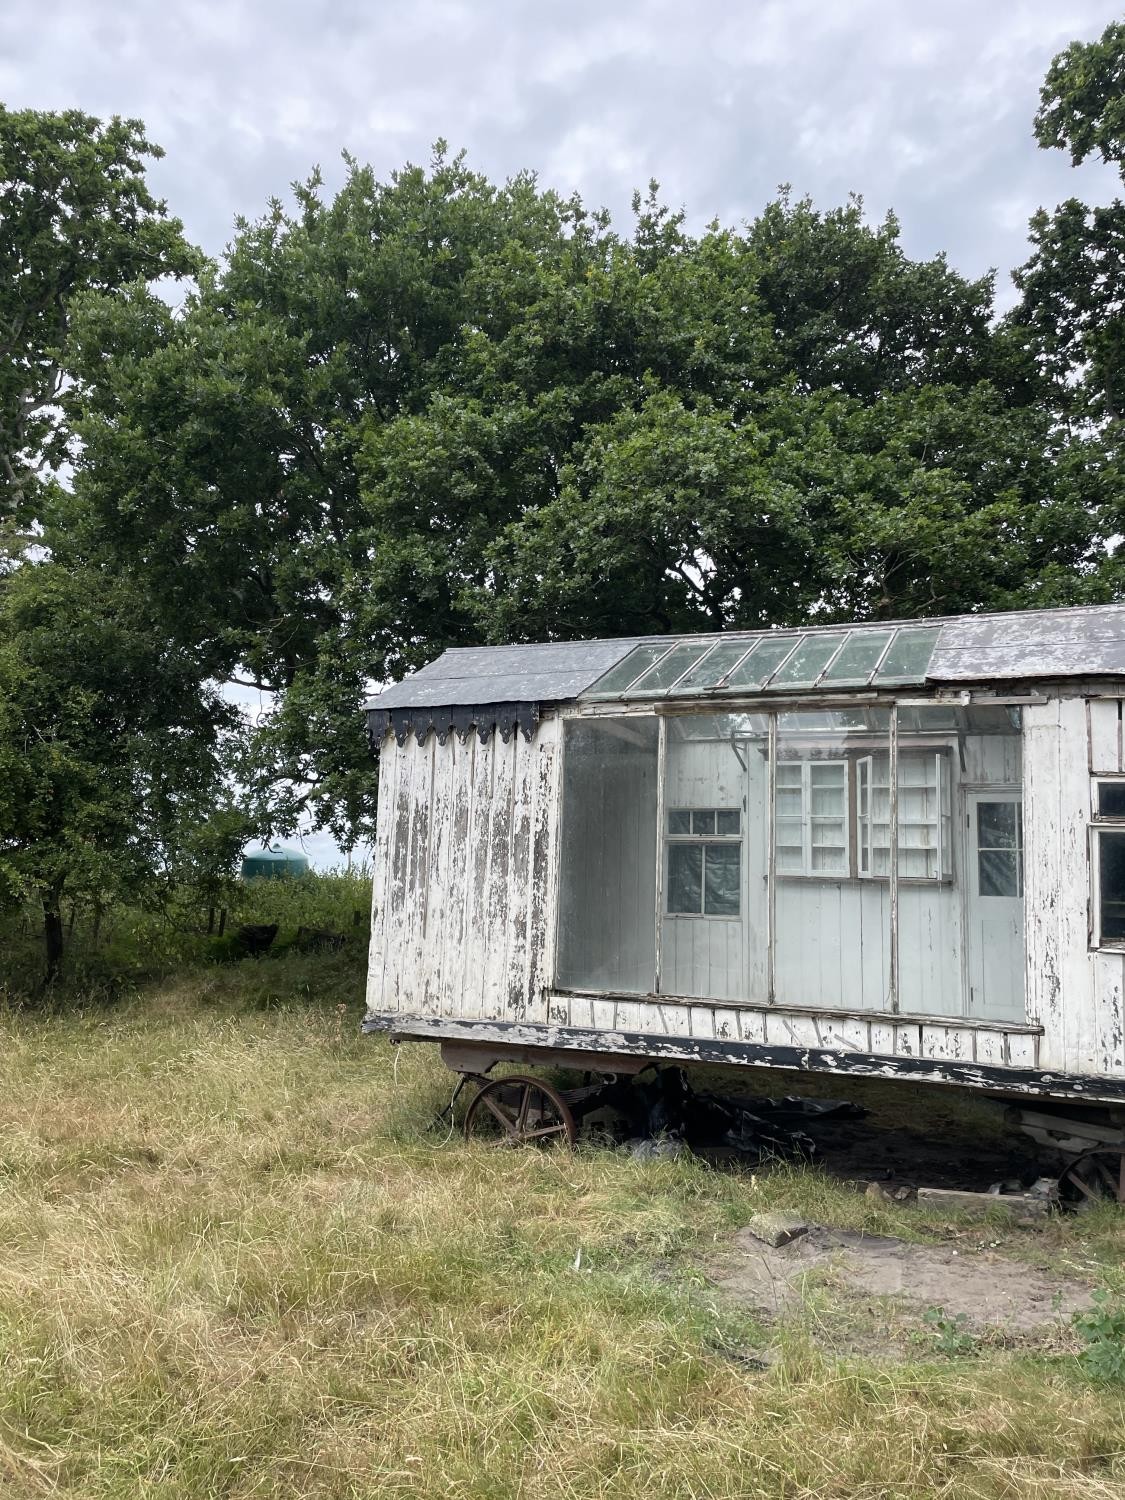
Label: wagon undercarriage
xmin=404 ymin=1034 xmax=1125 ymax=1207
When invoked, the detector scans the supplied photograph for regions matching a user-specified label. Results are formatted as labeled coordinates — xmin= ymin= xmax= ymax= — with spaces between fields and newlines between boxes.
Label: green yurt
xmin=240 ymin=846 xmax=310 ymax=881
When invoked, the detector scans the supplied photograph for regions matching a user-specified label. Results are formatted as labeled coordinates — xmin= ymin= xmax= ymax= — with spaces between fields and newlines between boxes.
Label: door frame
xmin=962 ymin=786 xmax=1025 ymax=1022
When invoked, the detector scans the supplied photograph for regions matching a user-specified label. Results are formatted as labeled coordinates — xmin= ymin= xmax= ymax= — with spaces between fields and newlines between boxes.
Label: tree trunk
xmin=42 ymin=883 xmax=65 ymax=986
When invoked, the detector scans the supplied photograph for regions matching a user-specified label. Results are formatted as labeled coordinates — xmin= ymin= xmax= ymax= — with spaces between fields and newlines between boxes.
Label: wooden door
xmin=966 ymin=792 xmax=1025 ymax=1022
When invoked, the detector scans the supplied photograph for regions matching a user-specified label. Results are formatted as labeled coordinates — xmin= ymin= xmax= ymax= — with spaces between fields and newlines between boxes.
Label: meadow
xmin=1 ymin=875 xmax=1124 ymax=1498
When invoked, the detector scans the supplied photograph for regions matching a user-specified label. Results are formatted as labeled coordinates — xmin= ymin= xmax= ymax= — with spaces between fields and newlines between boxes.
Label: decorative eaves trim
xmin=366 ymin=701 xmax=540 ymax=752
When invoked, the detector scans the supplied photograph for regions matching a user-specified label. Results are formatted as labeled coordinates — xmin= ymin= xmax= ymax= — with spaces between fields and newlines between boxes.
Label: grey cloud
xmin=3 ymin=0 xmax=1121 ymax=293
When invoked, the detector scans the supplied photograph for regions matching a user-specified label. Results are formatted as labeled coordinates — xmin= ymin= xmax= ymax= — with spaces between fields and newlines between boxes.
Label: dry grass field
xmin=1 ymin=948 xmax=1124 ymax=1498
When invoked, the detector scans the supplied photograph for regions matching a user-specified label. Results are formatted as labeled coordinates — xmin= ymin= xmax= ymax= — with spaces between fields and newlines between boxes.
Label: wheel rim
xmin=464 ymin=1075 xmax=576 ymax=1147
xmin=1062 ymin=1147 xmax=1125 ymax=1204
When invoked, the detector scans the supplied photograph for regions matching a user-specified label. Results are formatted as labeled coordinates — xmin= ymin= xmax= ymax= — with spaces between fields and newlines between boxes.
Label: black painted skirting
xmin=361 ymin=1011 xmax=1125 ymax=1104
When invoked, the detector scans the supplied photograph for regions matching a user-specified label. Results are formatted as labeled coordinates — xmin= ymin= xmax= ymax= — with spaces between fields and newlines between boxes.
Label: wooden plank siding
xmin=366 ymin=691 xmax=1125 ymax=1096
xmin=366 ymin=722 xmax=561 ymax=1026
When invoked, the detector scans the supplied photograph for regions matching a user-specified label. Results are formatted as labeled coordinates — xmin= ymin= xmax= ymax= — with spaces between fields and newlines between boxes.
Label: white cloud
xmin=4 ymin=0 xmax=1119 ymax=289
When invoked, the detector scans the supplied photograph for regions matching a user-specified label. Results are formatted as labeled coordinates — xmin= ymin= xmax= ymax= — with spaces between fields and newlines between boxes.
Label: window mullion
xmin=767 ymin=713 xmax=777 ymax=1002
xmin=889 ymin=705 xmax=899 ymax=1011
xmin=654 ymin=715 xmax=666 ymax=994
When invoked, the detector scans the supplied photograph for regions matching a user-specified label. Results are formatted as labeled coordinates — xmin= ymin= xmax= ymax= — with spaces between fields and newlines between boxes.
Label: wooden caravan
xmin=362 ymin=606 xmax=1125 ymax=1123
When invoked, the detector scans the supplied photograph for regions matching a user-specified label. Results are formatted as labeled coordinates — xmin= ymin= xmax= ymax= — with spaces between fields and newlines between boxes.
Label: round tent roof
xmin=240 ymin=846 xmax=310 ymax=881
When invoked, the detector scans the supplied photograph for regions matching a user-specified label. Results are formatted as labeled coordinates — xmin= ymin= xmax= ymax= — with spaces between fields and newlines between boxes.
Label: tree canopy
xmin=0 ymin=106 xmax=196 ymax=556
xmin=3 ymin=19 xmax=1124 ymax=884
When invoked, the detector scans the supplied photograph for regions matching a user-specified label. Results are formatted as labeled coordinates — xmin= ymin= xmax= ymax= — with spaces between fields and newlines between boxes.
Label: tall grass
xmin=0 ymin=869 xmax=372 ymax=1002
xmin=0 ymin=956 xmax=1122 ymax=1497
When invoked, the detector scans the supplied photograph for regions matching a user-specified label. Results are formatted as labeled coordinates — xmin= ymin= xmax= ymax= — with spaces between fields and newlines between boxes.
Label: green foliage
xmin=0 ymin=559 xmax=238 ymax=981
xmin=1074 ymin=1290 xmax=1125 ymax=1384
xmin=921 ymin=1305 xmax=977 ymax=1357
xmin=1015 ymin=20 xmax=1125 ymax=430
xmin=0 ymin=869 xmax=372 ymax=1001
xmin=0 ymin=105 xmax=197 ymax=550
xmin=60 ymin=153 xmax=1125 ymax=843
xmin=1034 ymin=22 xmax=1125 ymax=170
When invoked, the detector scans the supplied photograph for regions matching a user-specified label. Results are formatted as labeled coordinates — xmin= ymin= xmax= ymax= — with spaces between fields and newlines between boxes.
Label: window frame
xmin=774 ymin=748 xmax=953 ymax=884
xmin=774 ymin=758 xmax=850 ymax=878
xmin=1091 ymin=777 xmax=1125 ymax=949
xmin=664 ymin=805 xmax=743 ymax=920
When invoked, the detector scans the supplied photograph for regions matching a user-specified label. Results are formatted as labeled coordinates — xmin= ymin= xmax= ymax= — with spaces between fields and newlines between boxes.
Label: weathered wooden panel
xmin=1089 ymin=699 xmax=1123 ymax=774
xmin=366 ymin=724 xmax=562 ymax=1026
xmin=481 ymin=735 xmax=516 ymax=1019
xmin=440 ymin=736 xmax=476 ymax=1018
xmin=1092 ymin=952 xmax=1125 ymax=1075
xmin=386 ymin=735 xmax=417 ymax=1013
xmin=1023 ymin=701 xmax=1062 ymax=1045
xmin=366 ymin=739 xmax=398 ymax=1010
xmin=527 ymin=728 xmax=561 ymax=1022
xmin=407 ymin=736 xmax=436 ymax=1012
xmin=1058 ymin=698 xmax=1096 ymax=1070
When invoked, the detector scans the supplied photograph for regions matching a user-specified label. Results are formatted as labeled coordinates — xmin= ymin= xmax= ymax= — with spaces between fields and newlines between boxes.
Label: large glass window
xmin=773 ymin=710 xmax=893 ymax=1011
xmin=553 ymin=701 xmax=1024 ymax=1020
xmin=1094 ymin=777 xmax=1125 ymax=946
xmin=556 ymin=717 xmax=658 ymax=993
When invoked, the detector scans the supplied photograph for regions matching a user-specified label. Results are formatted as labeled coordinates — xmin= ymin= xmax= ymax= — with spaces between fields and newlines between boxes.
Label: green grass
xmin=0 ymin=952 xmax=1123 ymax=1497
xmin=0 ymin=870 xmax=373 ymax=1000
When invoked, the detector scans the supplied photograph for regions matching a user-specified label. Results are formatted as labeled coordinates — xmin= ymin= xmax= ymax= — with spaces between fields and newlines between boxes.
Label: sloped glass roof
xmin=585 ymin=624 xmax=941 ymax=700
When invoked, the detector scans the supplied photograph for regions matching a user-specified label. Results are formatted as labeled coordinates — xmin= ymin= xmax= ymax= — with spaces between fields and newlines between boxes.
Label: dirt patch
xmin=712 ymin=1224 xmax=1093 ymax=1334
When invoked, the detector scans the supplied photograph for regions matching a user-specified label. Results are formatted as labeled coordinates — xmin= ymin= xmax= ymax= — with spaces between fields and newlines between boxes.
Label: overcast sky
xmin=6 ymin=0 xmax=1122 ymax=866
xmin=4 ymin=0 xmax=1123 ymax=307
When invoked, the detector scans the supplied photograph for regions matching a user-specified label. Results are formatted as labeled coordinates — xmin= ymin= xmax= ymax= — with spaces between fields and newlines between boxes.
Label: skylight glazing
xmin=584 ymin=623 xmax=941 ymax=699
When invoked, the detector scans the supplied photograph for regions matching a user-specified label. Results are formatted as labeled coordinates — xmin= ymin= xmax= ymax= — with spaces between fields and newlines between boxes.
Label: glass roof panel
xmin=624 ymin=641 xmax=713 ymax=695
xmin=767 ymin=634 xmax=848 ymax=688
xmin=585 ymin=643 xmax=670 ymax=699
xmin=673 ymin=639 xmax=757 ymax=693
xmin=874 ymin=625 xmax=940 ymax=683
xmin=820 ymin=629 xmax=894 ymax=685
xmin=723 ymin=636 xmax=800 ymax=689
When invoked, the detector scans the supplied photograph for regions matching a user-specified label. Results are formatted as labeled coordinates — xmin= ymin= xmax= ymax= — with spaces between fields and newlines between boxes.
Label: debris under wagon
xmin=449 ymin=1064 xmax=1125 ymax=1208
xmin=457 ymin=1065 xmax=865 ymax=1161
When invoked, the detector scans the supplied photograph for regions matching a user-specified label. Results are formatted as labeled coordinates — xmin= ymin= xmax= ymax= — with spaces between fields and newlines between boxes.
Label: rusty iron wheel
xmin=464 ymin=1074 xmax=576 ymax=1148
xmin=1062 ymin=1147 xmax=1125 ymax=1205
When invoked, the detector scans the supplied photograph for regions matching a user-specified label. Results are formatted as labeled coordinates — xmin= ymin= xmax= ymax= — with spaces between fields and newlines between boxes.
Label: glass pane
xmin=668 ymin=809 xmax=691 ymax=835
xmin=625 ymin=641 xmax=712 ymax=695
xmin=821 ymin=630 xmax=894 ymax=684
xmin=978 ymin=801 xmax=1018 ymax=850
xmin=704 ymin=844 xmax=741 ymax=915
xmin=1100 ymin=831 xmax=1125 ymax=942
xmin=668 ymin=844 xmax=703 ymax=914
xmin=1099 ymin=782 xmax=1125 ymax=819
xmin=723 ymin=636 xmax=800 ymax=689
xmin=675 ymin=640 xmax=757 ymax=692
xmin=769 ymin=635 xmax=848 ymax=688
xmin=874 ymin=626 xmax=940 ymax=682
xmin=667 ymin=710 xmax=769 ymax=741
xmin=979 ymin=849 xmax=1019 ymax=897
xmin=556 ymin=717 xmax=658 ymax=992
xmin=775 ymin=709 xmax=893 ymax=1011
xmin=691 ymin=809 xmax=716 ymax=835
xmin=586 ymin=644 xmax=669 ymax=698
xmin=661 ymin=710 xmax=768 ymax=1001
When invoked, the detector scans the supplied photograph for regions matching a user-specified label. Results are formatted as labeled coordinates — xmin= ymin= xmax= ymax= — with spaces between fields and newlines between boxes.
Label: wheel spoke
xmin=464 ymin=1075 xmax=576 ymax=1149
xmin=480 ymin=1092 xmax=519 ymax=1136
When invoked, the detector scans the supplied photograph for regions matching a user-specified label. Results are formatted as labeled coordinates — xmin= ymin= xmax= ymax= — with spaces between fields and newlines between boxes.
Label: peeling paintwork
xmin=365 ymin=681 xmax=1125 ymax=1105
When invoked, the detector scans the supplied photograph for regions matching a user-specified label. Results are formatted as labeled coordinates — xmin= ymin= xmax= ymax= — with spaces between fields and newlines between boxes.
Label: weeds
xmin=1074 ymin=1291 xmax=1125 ymax=1383
xmin=922 ymin=1304 xmax=978 ymax=1356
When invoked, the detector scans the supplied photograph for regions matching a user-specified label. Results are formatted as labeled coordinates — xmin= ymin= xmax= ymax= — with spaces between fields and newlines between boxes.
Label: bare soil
xmin=711 ymin=1223 xmax=1094 ymax=1334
